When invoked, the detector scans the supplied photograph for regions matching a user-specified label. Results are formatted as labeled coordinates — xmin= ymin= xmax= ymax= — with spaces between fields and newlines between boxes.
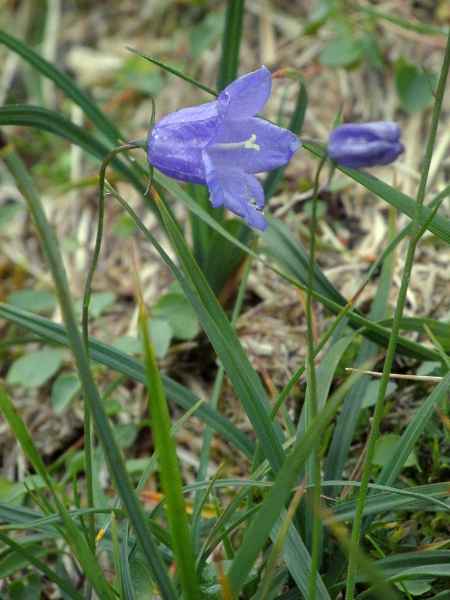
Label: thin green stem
xmin=345 ymin=29 xmax=450 ymax=600
xmin=307 ymin=155 xmax=327 ymax=599
xmin=81 ymin=140 xmax=146 ymax=559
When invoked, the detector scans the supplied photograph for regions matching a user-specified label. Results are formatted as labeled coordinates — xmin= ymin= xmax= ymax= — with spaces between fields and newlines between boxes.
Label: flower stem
xmin=307 ymin=154 xmax=327 ymax=599
xmin=345 ymin=28 xmax=450 ymax=600
xmin=81 ymin=139 xmax=146 ymax=554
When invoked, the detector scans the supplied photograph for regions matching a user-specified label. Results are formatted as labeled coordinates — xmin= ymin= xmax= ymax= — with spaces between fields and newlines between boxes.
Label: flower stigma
xmin=214 ymin=134 xmax=260 ymax=152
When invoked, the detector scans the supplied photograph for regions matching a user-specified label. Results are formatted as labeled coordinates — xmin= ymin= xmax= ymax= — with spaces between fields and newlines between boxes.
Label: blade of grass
xmin=226 ymin=369 xmax=367 ymax=598
xmin=126 ymin=48 xmax=218 ymax=97
xmin=0 ymin=105 xmax=146 ymax=193
xmin=0 ymin=140 xmax=177 ymax=600
xmin=302 ymin=141 xmax=450 ymax=246
xmin=137 ymin=269 xmax=200 ymax=600
xmin=149 ymin=189 xmax=288 ymax=474
xmin=0 ymin=29 xmax=121 ymax=142
xmin=216 ymin=0 xmax=245 ymax=91
xmin=345 ymin=29 xmax=450 ymax=600
xmin=0 ymin=301 xmax=255 ymax=459
xmin=0 ymin=531 xmax=83 ymax=600
xmin=0 ymin=384 xmax=116 ymax=600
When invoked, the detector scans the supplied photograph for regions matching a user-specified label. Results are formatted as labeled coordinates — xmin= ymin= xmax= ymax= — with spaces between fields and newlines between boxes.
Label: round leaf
xmin=148 ymin=318 xmax=173 ymax=358
xmin=8 ymin=290 xmax=57 ymax=313
xmin=6 ymin=349 xmax=62 ymax=388
xmin=153 ymin=293 xmax=200 ymax=340
xmin=51 ymin=373 xmax=81 ymax=412
xmin=8 ymin=572 xmax=41 ymax=600
xmin=395 ymin=60 xmax=437 ymax=112
xmin=373 ymin=434 xmax=417 ymax=469
xmin=130 ymin=559 xmax=153 ymax=599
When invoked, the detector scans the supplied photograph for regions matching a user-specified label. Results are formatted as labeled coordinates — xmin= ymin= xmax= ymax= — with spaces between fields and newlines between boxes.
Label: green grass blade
xmin=0 ymin=302 xmax=255 ymax=459
xmin=354 ymin=4 xmax=447 ymax=37
xmin=126 ymin=47 xmax=217 ymax=97
xmin=303 ymin=141 xmax=450 ymax=245
xmin=153 ymin=192 xmax=287 ymax=474
xmin=139 ymin=303 xmax=200 ymax=600
xmin=227 ymin=371 xmax=364 ymax=597
xmin=0 ymin=385 xmax=116 ymax=599
xmin=216 ymin=0 xmax=245 ymax=91
xmin=0 ymin=105 xmax=147 ymax=191
xmin=0 ymin=29 xmax=121 ymax=142
xmin=0 ymin=143 xmax=177 ymax=600
xmin=0 ymin=531 xmax=83 ymax=600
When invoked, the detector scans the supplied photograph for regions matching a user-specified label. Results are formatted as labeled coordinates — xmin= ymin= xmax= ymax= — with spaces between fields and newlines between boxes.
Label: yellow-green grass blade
xmin=139 ymin=304 xmax=200 ymax=600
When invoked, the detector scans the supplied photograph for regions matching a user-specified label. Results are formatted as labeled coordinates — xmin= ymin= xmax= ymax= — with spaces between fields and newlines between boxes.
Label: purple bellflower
xmin=328 ymin=122 xmax=404 ymax=169
xmin=147 ymin=66 xmax=301 ymax=231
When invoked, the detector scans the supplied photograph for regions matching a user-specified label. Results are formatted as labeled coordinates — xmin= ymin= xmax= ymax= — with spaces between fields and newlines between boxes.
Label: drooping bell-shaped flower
xmin=328 ymin=122 xmax=404 ymax=169
xmin=147 ymin=66 xmax=301 ymax=231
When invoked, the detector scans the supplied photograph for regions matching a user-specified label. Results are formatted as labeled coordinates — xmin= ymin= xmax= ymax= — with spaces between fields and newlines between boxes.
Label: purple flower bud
xmin=328 ymin=122 xmax=404 ymax=169
xmin=148 ymin=66 xmax=301 ymax=231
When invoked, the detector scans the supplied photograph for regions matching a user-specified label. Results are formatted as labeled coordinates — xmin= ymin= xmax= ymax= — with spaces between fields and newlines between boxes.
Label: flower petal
xmin=218 ymin=66 xmax=272 ymax=119
xmin=328 ymin=122 xmax=404 ymax=168
xmin=148 ymin=102 xmax=221 ymax=184
xmin=203 ymin=153 xmax=268 ymax=231
xmin=328 ymin=140 xmax=404 ymax=169
xmin=330 ymin=122 xmax=401 ymax=143
xmin=205 ymin=118 xmax=301 ymax=174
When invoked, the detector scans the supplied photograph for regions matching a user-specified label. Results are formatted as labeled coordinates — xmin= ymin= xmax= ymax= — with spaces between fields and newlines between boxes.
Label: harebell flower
xmin=148 ymin=66 xmax=301 ymax=231
xmin=328 ymin=122 xmax=404 ymax=169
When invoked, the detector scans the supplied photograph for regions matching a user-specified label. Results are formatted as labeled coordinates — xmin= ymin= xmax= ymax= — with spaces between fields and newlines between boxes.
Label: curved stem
xmin=307 ymin=154 xmax=327 ymax=599
xmin=345 ymin=29 xmax=450 ymax=600
xmin=81 ymin=140 xmax=146 ymax=556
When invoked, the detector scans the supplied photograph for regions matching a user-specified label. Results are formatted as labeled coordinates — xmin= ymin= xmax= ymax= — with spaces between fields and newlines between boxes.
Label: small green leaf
xmin=0 ymin=477 xmax=16 ymax=501
xmin=153 ymin=292 xmax=200 ymax=340
xmin=304 ymin=0 xmax=337 ymax=34
xmin=395 ymin=59 xmax=437 ymax=112
xmin=373 ymin=435 xmax=417 ymax=469
xmin=113 ymin=214 xmax=137 ymax=239
xmin=0 ymin=547 xmax=46 ymax=578
xmin=394 ymin=579 xmax=433 ymax=596
xmin=361 ymin=380 xmax=397 ymax=409
xmin=358 ymin=32 xmax=383 ymax=69
xmin=51 ymin=373 xmax=81 ymax=412
xmin=8 ymin=572 xmax=41 ymax=600
xmin=189 ymin=12 xmax=224 ymax=59
xmin=112 ymin=334 xmax=142 ymax=355
xmin=130 ymin=559 xmax=154 ymax=599
xmin=74 ymin=291 xmax=117 ymax=318
xmin=8 ymin=289 xmax=57 ymax=313
xmin=6 ymin=348 xmax=62 ymax=388
xmin=148 ymin=318 xmax=173 ymax=358
xmin=319 ymin=23 xmax=361 ymax=67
